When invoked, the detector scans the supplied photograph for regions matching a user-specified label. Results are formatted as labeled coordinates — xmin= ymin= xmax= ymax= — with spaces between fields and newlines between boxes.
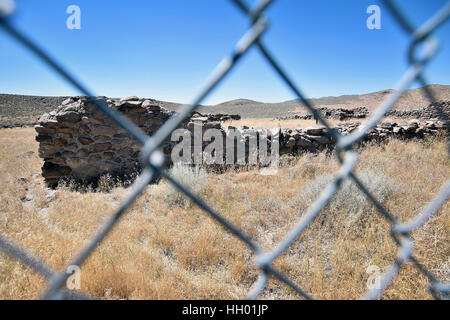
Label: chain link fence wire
xmin=0 ymin=0 xmax=449 ymax=300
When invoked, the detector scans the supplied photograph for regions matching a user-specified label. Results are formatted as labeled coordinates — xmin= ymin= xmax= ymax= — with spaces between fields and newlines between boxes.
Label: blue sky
xmin=1 ymin=0 xmax=449 ymax=105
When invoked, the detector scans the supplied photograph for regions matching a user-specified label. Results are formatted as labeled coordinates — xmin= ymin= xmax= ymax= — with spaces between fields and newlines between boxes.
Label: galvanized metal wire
xmin=0 ymin=0 xmax=449 ymax=300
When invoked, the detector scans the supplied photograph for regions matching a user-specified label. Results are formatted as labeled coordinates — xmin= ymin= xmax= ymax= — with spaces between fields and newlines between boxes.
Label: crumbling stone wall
xmin=186 ymin=118 xmax=449 ymax=156
xmin=277 ymin=101 xmax=450 ymax=121
xmin=190 ymin=112 xmax=241 ymax=122
xmin=386 ymin=101 xmax=450 ymax=119
xmin=278 ymin=119 xmax=448 ymax=154
xmin=277 ymin=107 xmax=369 ymax=121
xmin=36 ymin=96 xmax=174 ymax=187
xmin=36 ymin=96 xmax=449 ymax=187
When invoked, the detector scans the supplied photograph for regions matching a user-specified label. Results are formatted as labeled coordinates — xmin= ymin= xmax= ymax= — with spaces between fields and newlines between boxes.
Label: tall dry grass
xmin=0 ymin=127 xmax=448 ymax=299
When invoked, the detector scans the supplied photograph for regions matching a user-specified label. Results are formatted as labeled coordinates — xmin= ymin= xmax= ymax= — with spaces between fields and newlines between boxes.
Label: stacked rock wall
xmin=36 ymin=96 xmax=174 ymax=186
xmin=386 ymin=101 xmax=450 ymax=119
xmin=277 ymin=101 xmax=450 ymax=121
xmin=36 ymin=96 xmax=449 ymax=187
xmin=185 ymin=118 xmax=449 ymax=157
xmin=277 ymin=107 xmax=369 ymax=121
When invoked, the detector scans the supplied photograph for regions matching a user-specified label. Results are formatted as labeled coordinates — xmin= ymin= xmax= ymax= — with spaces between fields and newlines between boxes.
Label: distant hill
xmin=288 ymin=84 xmax=450 ymax=111
xmin=196 ymin=84 xmax=450 ymax=118
xmin=1 ymin=84 xmax=449 ymax=127
xmin=0 ymin=94 xmax=184 ymax=128
xmin=215 ymin=99 xmax=264 ymax=106
xmin=0 ymin=94 xmax=69 ymax=128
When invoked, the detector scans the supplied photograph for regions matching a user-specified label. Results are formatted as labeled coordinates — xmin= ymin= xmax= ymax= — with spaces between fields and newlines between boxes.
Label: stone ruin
xmin=276 ymin=100 xmax=450 ymax=121
xmin=277 ymin=107 xmax=369 ymax=121
xmin=386 ymin=100 xmax=450 ymax=119
xmin=35 ymin=96 xmax=449 ymax=187
xmin=35 ymin=96 xmax=174 ymax=187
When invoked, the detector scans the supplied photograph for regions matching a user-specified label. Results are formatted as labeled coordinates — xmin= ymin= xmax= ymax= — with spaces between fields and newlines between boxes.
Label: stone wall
xmin=186 ymin=118 xmax=449 ymax=157
xmin=386 ymin=100 xmax=450 ymax=119
xmin=190 ymin=112 xmax=241 ymax=122
xmin=277 ymin=107 xmax=369 ymax=121
xmin=276 ymin=101 xmax=450 ymax=121
xmin=36 ymin=96 xmax=174 ymax=187
xmin=36 ymin=96 xmax=449 ymax=187
xmin=278 ymin=119 xmax=448 ymax=154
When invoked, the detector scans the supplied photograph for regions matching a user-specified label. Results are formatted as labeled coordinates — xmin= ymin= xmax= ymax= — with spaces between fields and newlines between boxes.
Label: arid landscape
xmin=0 ymin=84 xmax=449 ymax=299
xmin=2 ymin=84 xmax=450 ymax=128
xmin=0 ymin=127 xmax=448 ymax=299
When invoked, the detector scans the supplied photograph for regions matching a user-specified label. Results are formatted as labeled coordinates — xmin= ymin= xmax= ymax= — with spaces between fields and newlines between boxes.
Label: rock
xmin=142 ymin=100 xmax=162 ymax=111
xmin=81 ymin=116 xmax=103 ymax=125
xmin=61 ymin=151 xmax=76 ymax=159
xmin=120 ymin=96 xmax=140 ymax=102
xmin=291 ymin=130 xmax=301 ymax=139
xmin=191 ymin=116 xmax=209 ymax=122
xmin=38 ymin=145 xmax=59 ymax=158
xmin=78 ymin=137 xmax=94 ymax=145
xmin=58 ymin=127 xmax=75 ymax=134
xmin=305 ymin=126 xmax=325 ymax=135
xmin=57 ymin=133 xmax=73 ymax=140
xmin=103 ymin=152 xmax=115 ymax=161
xmin=285 ymin=137 xmax=296 ymax=148
xmin=42 ymin=163 xmax=72 ymax=178
xmin=203 ymin=121 xmax=221 ymax=129
xmin=118 ymin=147 xmax=134 ymax=158
xmin=21 ymin=190 xmax=33 ymax=203
xmin=36 ymin=135 xmax=52 ymax=143
xmin=76 ymin=149 xmax=89 ymax=158
xmin=435 ymin=121 xmax=449 ymax=129
xmin=17 ymin=177 xmax=28 ymax=183
xmin=64 ymin=143 xmax=78 ymax=152
xmin=66 ymin=157 xmax=88 ymax=168
xmin=62 ymin=97 xmax=75 ymax=105
xmin=393 ymin=126 xmax=402 ymax=134
xmin=88 ymin=154 xmax=102 ymax=163
xmin=307 ymin=135 xmax=331 ymax=144
xmin=53 ymin=138 xmax=68 ymax=146
xmin=380 ymin=121 xmax=396 ymax=129
xmin=119 ymin=100 xmax=142 ymax=108
xmin=91 ymin=143 xmax=112 ymax=153
xmin=35 ymin=126 xmax=56 ymax=135
xmin=45 ymin=189 xmax=58 ymax=203
xmin=296 ymin=136 xmax=315 ymax=148
xmin=402 ymin=124 xmax=417 ymax=133
xmin=56 ymin=111 xmax=81 ymax=123
xmin=87 ymin=124 xmax=115 ymax=136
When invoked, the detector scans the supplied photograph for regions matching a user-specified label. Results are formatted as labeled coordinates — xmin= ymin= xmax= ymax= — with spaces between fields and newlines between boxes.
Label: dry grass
xmin=223 ymin=118 xmax=346 ymax=129
xmin=222 ymin=117 xmax=406 ymax=129
xmin=0 ymin=127 xmax=448 ymax=300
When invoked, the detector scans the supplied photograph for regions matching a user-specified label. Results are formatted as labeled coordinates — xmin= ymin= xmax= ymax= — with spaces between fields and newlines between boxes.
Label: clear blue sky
xmin=1 ymin=0 xmax=449 ymax=105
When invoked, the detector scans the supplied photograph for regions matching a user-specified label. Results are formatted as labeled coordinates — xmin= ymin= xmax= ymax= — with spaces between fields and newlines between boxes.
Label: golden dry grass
xmin=0 ymin=127 xmax=448 ymax=300
xmin=222 ymin=117 xmax=406 ymax=129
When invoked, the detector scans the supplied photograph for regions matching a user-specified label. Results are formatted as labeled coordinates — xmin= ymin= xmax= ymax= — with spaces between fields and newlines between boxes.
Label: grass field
xmin=0 ymin=127 xmax=448 ymax=299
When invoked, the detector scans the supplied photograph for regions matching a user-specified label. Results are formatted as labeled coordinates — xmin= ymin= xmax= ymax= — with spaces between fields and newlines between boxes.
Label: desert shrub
xmin=162 ymin=163 xmax=208 ymax=208
xmin=298 ymin=168 xmax=399 ymax=223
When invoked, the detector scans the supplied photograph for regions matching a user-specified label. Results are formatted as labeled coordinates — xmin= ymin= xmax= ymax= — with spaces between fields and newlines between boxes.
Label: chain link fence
xmin=0 ymin=0 xmax=449 ymax=300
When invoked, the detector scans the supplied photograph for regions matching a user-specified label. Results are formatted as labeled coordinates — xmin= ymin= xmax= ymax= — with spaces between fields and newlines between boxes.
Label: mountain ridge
xmin=1 ymin=84 xmax=449 ymax=127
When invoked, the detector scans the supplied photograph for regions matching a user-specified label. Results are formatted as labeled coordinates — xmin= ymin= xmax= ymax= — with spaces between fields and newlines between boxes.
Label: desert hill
xmin=1 ymin=84 xmax=449 ymax=127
